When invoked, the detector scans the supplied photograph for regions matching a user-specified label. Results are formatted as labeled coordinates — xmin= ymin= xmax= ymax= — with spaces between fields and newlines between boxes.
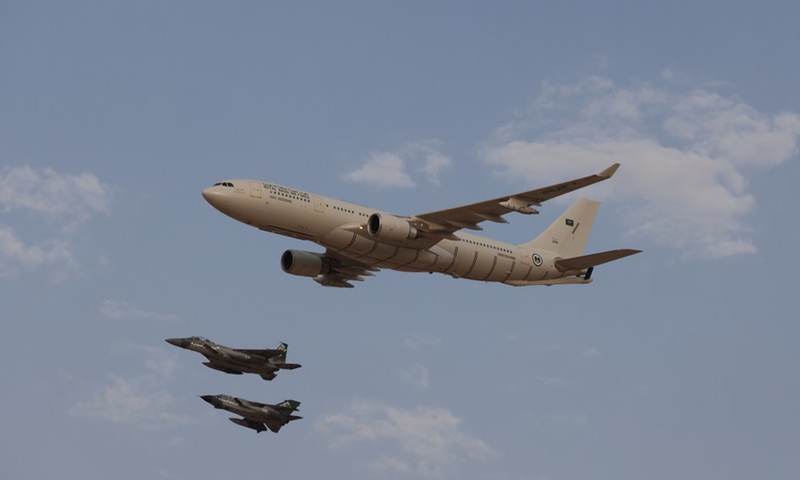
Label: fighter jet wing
xmin=265 ymin=415 xmax=302 ymax=433
xmin=236 ymin=348 xmax=283 ymax=358
xmin=410 ymin=163 xmax=619 ymax=236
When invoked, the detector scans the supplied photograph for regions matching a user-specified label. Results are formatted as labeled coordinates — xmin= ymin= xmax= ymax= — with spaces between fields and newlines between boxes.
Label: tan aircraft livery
xmin=202 ymin=164 xmax=640 ymax=288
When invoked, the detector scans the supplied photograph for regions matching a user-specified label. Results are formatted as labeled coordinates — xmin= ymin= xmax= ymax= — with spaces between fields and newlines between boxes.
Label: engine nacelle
xmin=280 ymin=250 xmax=328 ymax=277
xmin=367 ymin=213 xmax=418 ymax=242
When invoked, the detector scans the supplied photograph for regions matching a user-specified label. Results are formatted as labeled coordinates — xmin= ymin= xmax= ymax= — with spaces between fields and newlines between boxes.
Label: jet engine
xmin=367 ymin=213 xmax=418 ymax=242
xmin=280 ymin=250 xmax=329 ymax=277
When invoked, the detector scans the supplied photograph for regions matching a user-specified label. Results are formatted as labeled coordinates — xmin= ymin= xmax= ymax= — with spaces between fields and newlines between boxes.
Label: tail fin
xmin=276 ymin=342 xmax=288 ymax=362
xmin=521 ymin=198 xmax=600 ymax=258
xmin=276 ymin=399 xmax=301 ymax=413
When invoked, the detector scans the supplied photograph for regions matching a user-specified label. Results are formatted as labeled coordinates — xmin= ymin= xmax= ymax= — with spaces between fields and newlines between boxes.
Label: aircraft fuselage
xmin=202 ymin=180 xmax=574 ymax=285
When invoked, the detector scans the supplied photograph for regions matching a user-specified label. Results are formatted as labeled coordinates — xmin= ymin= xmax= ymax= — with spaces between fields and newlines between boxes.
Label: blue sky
xmin=2 ymin=1 xmax=799 ymax=479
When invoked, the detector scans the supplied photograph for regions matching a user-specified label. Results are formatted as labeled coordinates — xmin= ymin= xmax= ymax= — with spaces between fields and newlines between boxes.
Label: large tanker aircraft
xmin=202 ymin=164 xmax=640 ymax=288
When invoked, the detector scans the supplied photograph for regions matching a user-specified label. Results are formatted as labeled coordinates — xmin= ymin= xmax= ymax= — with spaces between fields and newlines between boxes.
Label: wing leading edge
xmin=411 ymin=163 xmax=620 ymax=236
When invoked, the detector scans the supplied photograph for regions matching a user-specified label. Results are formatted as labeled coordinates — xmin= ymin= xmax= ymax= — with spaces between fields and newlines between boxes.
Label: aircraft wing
xmin=411 ymin=163 xmax=619 ymax=236
xmin=315 ymin=250 xmax=381 ymax=288
xmin=265 ymin=415 xmax=302 ymax=433
xmin=236 ymin=348 xmax=283 ymax=358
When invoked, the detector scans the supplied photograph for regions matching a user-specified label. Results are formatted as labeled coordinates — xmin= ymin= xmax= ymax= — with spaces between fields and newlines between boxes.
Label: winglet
xmin=598 ymin=163 xmax=620 ymax=179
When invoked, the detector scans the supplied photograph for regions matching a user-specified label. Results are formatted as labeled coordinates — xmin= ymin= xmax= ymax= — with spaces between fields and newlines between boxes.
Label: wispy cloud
xmin=71 ymin=343 xmax=190 ymax=428
xmin=317 ymin=400 xmax=496 ymax=478
xmin=343 ymin=152 xmax=414 ymax=188
xmin=99 ymin=300 xmax=180 ymax=322
xmin=0 ymin=165 xmax=112 ymax=279
xmin=0 ymin=225 xmax=76 ymax=277
xmin=396 ymin=363 xmax=430 ymax=390
xmin=481 ymin=74 xmax=800 ymax=259
xmin=581 ymin=347 xmax=601 ymax=358
xmin=0 ymin=165 xmax=112 ymax=229
xmin=403 ymin=334 xmax=442 ymax=351
xmin=343 ymin=140 xmax=452 ymax=189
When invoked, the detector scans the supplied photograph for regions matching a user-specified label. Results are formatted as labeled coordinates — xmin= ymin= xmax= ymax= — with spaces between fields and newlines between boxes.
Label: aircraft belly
xmin=369 ymin=245 xmax=418 ymax=267
xmin=346 ymin=234 xmax=378 ymax=256
xmin=320 ymin=229 xmax=356 ymax=250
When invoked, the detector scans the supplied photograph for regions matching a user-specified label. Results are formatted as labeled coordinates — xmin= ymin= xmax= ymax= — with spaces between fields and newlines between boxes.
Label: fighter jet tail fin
xmin=276 ymin=342 xmax=289 ymax=362
xmin=276 ymin=399 xmax=301 ymax=413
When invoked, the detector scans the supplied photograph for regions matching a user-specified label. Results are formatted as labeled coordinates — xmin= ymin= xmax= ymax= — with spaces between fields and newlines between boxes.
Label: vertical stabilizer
xmin=520 ymin=198 xmax=600 ymax=258
xmin=276 ymin=399 xmax=301 ymax=413
xmin=276 ymin=342 xmax=288 ymax=362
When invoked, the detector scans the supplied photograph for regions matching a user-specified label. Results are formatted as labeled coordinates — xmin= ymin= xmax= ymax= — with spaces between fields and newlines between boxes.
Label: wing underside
xmin=316 ymin=250 xmax=380 ymax=288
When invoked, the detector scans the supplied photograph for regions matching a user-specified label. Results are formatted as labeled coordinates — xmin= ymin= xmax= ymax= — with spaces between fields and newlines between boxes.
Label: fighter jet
xmin=200 ymin=394 xmax=302 ymax=433
xmin=165 ymin=336 xmax=301 ymax=381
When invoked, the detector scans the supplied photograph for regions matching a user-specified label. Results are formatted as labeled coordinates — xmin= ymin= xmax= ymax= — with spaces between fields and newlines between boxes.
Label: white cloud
xmin=396 ymin=363 xmax=430 ymax=390
xmin=343 ymin=140 xmax=452 ymax=189
xmin=410 ymin=139 xmax=453 ymax=185
xmin=0 ymin=165 xmax=112 ymax=228
xmin=0 ymin=165 xmax=112 ymax=279
xmin=71 ymin=343 xmax=190 ymax=428
xmin=0 ymin=225 xmax=77 ymax=278
xmin=317 ymin=400 xmax=497 ymax=478
xmin=99 ymin=300 xmax=180 ymax=322
xmin=343 ymin=152 xmax=414 ymax=188
xmin=481 ymin=75 xmax=800 ymax=259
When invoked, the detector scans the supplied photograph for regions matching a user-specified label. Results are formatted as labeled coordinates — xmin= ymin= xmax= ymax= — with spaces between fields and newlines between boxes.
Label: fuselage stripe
xmin=482 ymin=256 xmax=498 ymax=281
xmin=463 ymin=251 xmax=479 ymax=277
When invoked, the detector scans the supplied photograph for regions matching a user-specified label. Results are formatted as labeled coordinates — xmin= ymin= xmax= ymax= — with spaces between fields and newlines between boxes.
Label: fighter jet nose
xmin=165 ymin=338 xmax=185 ymax=348
xmin=200 ymin=395 xmax=216 ymax=405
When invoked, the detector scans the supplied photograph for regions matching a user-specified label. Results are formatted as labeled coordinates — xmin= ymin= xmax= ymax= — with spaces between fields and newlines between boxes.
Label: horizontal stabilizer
xmin=554 ymin=249 xmax=641 ymax=272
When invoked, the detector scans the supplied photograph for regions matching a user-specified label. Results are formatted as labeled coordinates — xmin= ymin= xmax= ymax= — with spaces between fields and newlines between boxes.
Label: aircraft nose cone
xmin=201 ymin=187 xmax=215 ymax=204
xmin=165 ymin=338 xmax=185 ymax=348
xmin=200 ymin=395 xmax=217 ymax=405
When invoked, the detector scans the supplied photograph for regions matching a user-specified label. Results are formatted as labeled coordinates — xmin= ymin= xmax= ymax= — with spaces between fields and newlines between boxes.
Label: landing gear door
xmin=250 ymin=181 xmax=262 ymax=198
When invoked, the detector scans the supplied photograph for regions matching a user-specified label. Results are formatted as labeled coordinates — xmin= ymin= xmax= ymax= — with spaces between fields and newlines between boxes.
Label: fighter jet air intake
xmin=202 ymin=163 xmax=640 ymax=288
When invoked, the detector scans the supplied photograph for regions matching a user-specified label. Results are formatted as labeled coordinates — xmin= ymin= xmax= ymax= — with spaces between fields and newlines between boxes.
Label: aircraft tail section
xmin=520 ymin=198 xmax=600 ymax=258
xmin=276 ymin=342 xmax=288 ymax=362
xmin=276 ymin=399 xmax=301 ymax=413
xmin=554 ymin=249 xmax=642 ymax=273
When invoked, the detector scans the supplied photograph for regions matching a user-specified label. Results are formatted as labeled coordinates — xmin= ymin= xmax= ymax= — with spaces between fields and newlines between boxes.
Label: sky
xmin=2 ymin=1 xmax=800 ymax=479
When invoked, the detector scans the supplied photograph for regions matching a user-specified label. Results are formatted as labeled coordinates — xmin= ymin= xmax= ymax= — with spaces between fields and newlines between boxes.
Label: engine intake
xmin=280 ymin=250 xmax=329 ymax=277
xmin=367 ymin=213 xmax=418 ymax=242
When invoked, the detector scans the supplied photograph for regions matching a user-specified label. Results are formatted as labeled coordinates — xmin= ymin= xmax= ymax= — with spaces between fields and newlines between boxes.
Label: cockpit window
xmin=212 ymin=182 xmax=235 ymax=187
